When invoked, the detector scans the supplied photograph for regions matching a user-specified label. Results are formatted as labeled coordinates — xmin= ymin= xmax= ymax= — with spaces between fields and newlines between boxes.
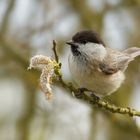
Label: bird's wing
xmin=99 ymin=48 xmax=130 ymax=74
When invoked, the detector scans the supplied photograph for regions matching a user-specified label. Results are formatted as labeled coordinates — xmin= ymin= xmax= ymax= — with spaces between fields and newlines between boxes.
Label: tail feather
xmin=123 ymin=47 xmax=140 ymax=58
xmin=120 ymin=47 xmax=140 ymax=71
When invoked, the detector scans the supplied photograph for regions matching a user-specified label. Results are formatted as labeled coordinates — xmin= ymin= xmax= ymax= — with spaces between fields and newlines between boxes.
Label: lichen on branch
xmin=28 ymin=41 xmax=140 ymax=117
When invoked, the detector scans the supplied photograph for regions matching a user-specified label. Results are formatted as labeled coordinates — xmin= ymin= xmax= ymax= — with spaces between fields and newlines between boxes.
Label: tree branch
xmin=52 ymin=41 xmax=140 ymax=117
xmin=28 ymin=40 xmax=140 ymax=117
xmin=52 ymin=40 xmax=59 ymax=63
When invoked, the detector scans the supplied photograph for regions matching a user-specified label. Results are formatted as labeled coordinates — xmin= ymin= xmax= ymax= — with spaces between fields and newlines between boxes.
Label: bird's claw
xmin=74 ymin=88 xmax=86 ymax=99
xmin=90 ymin=92 xmax=100 ymax=101
xmin=74 ymin=88 xmax=100 ymax=101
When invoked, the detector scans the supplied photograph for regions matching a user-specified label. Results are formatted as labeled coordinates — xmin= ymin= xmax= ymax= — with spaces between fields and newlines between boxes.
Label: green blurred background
xmin=0 ymin=0 xmax=140 ymax=140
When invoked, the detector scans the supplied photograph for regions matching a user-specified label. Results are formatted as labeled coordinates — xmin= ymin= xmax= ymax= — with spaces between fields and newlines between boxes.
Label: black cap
xmin=72 ymin=30 xmax=105 ymax=46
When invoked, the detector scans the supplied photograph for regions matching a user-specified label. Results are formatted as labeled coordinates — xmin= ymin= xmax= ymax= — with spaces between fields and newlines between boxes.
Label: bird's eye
xmin=82 ymin=40 xmax=87 ymax=44
xmin=71 ymin=44 xmax=78 ymax=49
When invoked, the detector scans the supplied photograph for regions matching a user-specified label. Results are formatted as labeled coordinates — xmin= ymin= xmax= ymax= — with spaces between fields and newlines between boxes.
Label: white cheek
xmin=80 ymin=43 xmax=107 ymax=60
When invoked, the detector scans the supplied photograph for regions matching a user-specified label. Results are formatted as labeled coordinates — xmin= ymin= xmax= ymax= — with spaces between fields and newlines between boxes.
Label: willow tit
xmin=66 ymin=30 xmax=140 ymax=97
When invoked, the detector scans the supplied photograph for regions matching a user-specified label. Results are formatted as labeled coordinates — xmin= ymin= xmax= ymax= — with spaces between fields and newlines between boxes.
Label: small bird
xmin=66 ymin=30 xmax=140 ymax=97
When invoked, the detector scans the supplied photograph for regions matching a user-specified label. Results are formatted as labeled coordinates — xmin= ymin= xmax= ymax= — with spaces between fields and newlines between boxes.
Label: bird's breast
xmin=68 ymin=54 xmax=125 ymax=96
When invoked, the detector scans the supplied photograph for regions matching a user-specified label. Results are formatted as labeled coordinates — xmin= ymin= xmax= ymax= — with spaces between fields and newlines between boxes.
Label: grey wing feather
xmin=99 ymin=49 xmax=130 ymax=74
xmin=100 ymin=47 xmax=140 ymax=75
xmin=99 ymin=55 xmax=130 ymax=74
xmin=99 ymin=63 xmax=118 ymax=74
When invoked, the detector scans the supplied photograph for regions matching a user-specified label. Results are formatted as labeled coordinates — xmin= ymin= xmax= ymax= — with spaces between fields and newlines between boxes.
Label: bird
xmin=66 ymin=30 xmax=140 ymax=97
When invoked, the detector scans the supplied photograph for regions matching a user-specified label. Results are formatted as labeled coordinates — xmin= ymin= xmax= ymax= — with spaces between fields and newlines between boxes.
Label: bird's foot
xmin=79 ymin=88 xmax=100 ymax=101
xmin=74 ymin=88 xmax=87 ymax=99
xmin=90 ymin=92 xmax=100 ymax=101
xmin=75 ymin=88 xmax=100 ymax=101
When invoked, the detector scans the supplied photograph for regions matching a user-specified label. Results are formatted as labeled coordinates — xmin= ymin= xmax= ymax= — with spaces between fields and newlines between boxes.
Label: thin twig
xmin=52 ymin=41 xmax=140 ymax=117
xmin=52 ymin=40 xmax=59 ymax=63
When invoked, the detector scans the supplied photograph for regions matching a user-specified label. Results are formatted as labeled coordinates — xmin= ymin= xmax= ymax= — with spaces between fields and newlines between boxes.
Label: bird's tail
xmin=123 ymin=47 xmax=140 ymax=59
xmin=120 ymin=47 xmax=140 ymax=72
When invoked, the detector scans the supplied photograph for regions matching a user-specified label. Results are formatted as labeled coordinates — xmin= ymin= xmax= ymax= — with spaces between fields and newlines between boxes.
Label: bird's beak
xmin=66 ymin=42 xmax=76 ymax=46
